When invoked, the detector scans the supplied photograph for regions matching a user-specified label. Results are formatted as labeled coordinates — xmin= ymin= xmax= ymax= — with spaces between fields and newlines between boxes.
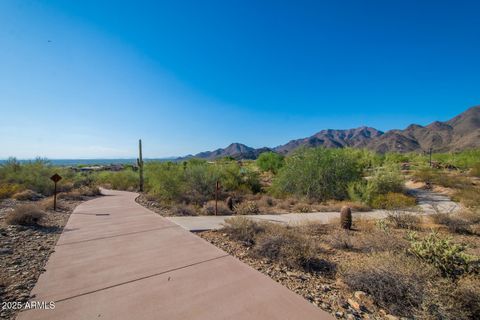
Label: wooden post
xmin=138 ymin=139 xmax=144 ymax=192
xmin=215 ymin=180 xmax=219 ymax=216
xmin=53 ymin=181 xmax=57 ymax=212
xmin=429 ymin=147 xmax=433 ymax=168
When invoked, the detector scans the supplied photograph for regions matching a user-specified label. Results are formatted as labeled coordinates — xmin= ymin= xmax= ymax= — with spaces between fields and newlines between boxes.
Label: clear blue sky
xmin=1 ymin=0 xmax=479 ymax=159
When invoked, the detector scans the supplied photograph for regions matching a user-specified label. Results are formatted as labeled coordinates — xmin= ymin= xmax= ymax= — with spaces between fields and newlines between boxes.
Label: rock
xmin=346 ymin=314 xmax=356 ymax=320
xmin=347 ymin=298 xmax=361 ymax=311
xmin=0 ymin=248 xmax=13 ymax=255
xmin=354 ymin=291 xmax=367 ymax=301
xmin=335 ymin=311 xmax=344 ymax=318
xmin=385 ymin=315 xmax=400 ymax=320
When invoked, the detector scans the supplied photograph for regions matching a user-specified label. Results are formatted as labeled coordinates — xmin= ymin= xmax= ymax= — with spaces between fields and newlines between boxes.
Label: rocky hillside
xmin=183 ymin=106 xmax=480 ymax=159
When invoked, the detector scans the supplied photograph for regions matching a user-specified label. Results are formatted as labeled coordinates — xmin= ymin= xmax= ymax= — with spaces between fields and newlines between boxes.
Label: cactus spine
xmin=138 ymin=139 xmax=144 ymax=192
xmin=340 ymin=206 xmax=352 ymax=230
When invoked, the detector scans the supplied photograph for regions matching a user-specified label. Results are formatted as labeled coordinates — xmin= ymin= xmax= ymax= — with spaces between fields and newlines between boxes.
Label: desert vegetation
xmin=201 ymin=209 xmax=480 ymax=319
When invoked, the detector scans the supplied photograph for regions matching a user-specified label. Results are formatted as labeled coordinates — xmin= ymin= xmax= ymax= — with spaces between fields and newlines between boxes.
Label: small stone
xmin=0 ymin=248 xmax=13 ymax=255
xmin=385 ymin=315 xmax=400 ymax=320
xmin=347 ymin=298 xmax=361 ymax=311
xmin=354 ymin=291 xmax=367 ymax=301
xmin=346 ymin=314 xmax=356 ymax=320
xmin=335 ymin=311 xmax=344 ymax=318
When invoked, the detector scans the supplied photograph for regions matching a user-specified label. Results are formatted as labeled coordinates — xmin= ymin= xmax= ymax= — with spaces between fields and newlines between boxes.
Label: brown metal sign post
xmin=50 ymin=173 xmax=62 ymax=211
xmin=215 ymin=180 xmax=220 ymax=216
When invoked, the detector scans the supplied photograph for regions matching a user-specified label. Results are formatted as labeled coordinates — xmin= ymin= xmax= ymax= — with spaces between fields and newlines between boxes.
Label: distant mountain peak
xmin=179 ymin=105 xmax=480 ymax=160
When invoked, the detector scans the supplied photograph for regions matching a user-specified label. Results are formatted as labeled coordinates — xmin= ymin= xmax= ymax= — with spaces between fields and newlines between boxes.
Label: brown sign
xmin=50 ymin=173 xmax=62 ymax=183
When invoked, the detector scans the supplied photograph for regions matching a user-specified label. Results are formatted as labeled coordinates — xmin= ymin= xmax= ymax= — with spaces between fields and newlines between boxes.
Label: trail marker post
xmin=215 ymin=180 xmax=220 ymax=216
xmin=50 ymin=173 xmax=62 ymax=211
xmin=138 ymin=139 xmax=144 ymax=192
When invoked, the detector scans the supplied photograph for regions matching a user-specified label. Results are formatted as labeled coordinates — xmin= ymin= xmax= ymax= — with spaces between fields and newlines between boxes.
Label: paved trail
xmin=17 ymin=190 xmax=332 ymax=320
xmin=168 ymin=189 xmax=461 ymax=231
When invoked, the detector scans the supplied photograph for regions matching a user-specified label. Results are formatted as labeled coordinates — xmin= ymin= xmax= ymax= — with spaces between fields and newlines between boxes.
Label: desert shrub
xmin=408 ymin=231 xmax=479 ymax=278
xmin=13 ymin=189 xmax=42 ymax=200
xmin=413 ymin=167 xmax=470 ymax=189
xmin=94 ymin=169 xmax=138 ymax=191
xmin=348 ymin=166 xmax=405 ymax=205
xmin=271 ymin=147 xmax=362 ymax=201
xmin=256 ymin=152 xmax=284 ymax=174
xmin=223 ymin=217 xmax=266 ymax=245
xmin=5 ymin=205 xmax=46 ymax=226
xmin=292 ymin=203 xmax=311 ymax=213
xmin=253 ymin=227 xmax=333 ymax=272
xmin=39 ymin=197 xmax=66 ymax=211
xmin=385 ymin=212 xmax=421 ymax=229
xmin=453 ymin=188 xmax=480 ymax=210
xmin=328 ymin=229 xmax=354 ymax=250
xmin=201 ymin=201 xmax=233 ymax=215
xmin=258 ymin=195 xmax=276 ymax=208
xmin=421 ymin=276 xmax=480 ymax=320
xmin=146 ymin=162 xmax=184 ymax=203
xmin=359 ymin=230 xmax=409 ymax=253
xmin=183 ymin=160 xmax=219 ymax=204
xmin=234 ymin=201 xmax=260 ymax=215
xmin=370 ymin=192 xmax=416 ymax=209
xmin=0 ymin=183 xmax=23 ymax=199
xmin=470 ymin=162 xmax=480 ymax=177
xmin=430 ymin=213 xmax=472 ymax=234
xmin=432 ymin=148 xmax=480 ymax=169
xmin=171 ymin=204 xmax=198 ymax=216
xmin=342 ymin=252 xmax=438 ymax=317
xmin=366 ymin=166 xmax=404 ymax=197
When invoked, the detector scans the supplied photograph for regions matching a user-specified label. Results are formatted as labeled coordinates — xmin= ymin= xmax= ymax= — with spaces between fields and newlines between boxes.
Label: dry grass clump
xmin=12 ymin=189 xmax=42 ymax=201
xmin=58 ymin=186 xmax=101 ymax=201
xmin=201 ymin=201 xmax=233 ymax=215
xmin=328 ymin=228 xmax=355 ymax=250
xmin=421 ymin=276 xmax=480 ymax=320
xmin=5 ymin=205 xmax=46 ymax=226
xmin=223 ymin=217 xmax=266 ymax=245
xmin=453 ymin=187 xmax=480 ymax=209
xmin=292 ymin=202 xmax=312 ymax=213
xmin=253 ymin=226 xmax=334 ymax=273
xmin=39 ymin=197 xmax=66 ymax=211
xmin=257 ymin=195 xmax=276 ymax=208
xmin=315 ymin=200 xmax=370 ymax=212
xmin=371 ymin=192 xmax=417 ymax=209
xmin=360 ymin=230 xmax=409 ymax=253
xmin=341 ymin=252 xmax=438 ymax=317
xmin=386 ymin=211 xmax=422 ymax=230
xmin=430 ymin=213 xmax=473 ymax=234
xmin=234 ymin=201 xmax=260 ymax=215
xmin=171 ymin=204 xmax=198 ymax=216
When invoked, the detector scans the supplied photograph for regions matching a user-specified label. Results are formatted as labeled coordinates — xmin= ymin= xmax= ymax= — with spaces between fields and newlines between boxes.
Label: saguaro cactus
xmin=138 ymin=139 xmax=144 ymax=192
xmin=340 ymin=206 xmax=352 ymax=230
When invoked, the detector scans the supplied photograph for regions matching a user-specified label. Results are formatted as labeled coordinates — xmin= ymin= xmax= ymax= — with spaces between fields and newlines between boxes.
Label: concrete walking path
xmin=168 ymin=189 xmax=461 ymax=231
xmin=17 ymin=190 xmax=332 ymax=320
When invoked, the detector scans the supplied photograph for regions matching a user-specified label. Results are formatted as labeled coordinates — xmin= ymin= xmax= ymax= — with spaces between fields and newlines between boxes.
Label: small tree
xmin=271 ymin=148 xmax=362 ymax=201
xmin=256 ymin=152 xmax=285 ymax=174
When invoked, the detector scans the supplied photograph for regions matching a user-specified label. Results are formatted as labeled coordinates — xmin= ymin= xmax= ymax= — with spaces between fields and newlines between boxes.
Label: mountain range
xmin=181 ymin=106 xmax=480 ymax=160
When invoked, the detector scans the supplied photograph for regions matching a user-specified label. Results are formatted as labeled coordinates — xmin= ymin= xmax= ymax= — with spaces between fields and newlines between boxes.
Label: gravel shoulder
xmin=0 ymin=197 xmax=94 ymax=320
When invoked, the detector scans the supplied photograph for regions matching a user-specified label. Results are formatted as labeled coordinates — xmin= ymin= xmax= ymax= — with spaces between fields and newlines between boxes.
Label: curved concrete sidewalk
xmin=168 ymin=189 xmax=461 ymax=231
xmin=17 ymin=190 xmax=332 ymax=320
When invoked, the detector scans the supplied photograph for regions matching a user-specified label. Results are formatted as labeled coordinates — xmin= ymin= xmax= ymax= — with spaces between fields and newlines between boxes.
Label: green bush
xmin=408 ymin=231 xmax=479 ymax=278
xmin=256 ymin=152 xmax=284 ymax=174
xmin=271 ymin=148 xmax=362 ymax=201
xmin=145 ymin=162 xmax=184 ymax=203
xmin=348 ymin=166 xmax=405 ymax=205
xmin=371 ymin=192 xmax=416 ymax=210
xmin=94 ymin=169 xmax=139 ymax=191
